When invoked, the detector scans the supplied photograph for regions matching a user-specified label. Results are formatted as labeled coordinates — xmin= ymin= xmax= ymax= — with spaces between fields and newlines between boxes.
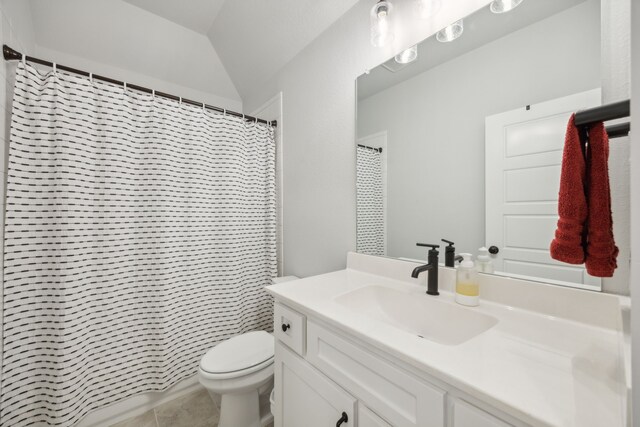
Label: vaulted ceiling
xmin=123 ymin=0 xmax=361 ymax=98
xmin=122 ymin=0 xmax=227 ymax=34
xmin=24 ymin=0 xmax=360 ymax=107
xmin=206 ymin=0 xmax=361 ymax=97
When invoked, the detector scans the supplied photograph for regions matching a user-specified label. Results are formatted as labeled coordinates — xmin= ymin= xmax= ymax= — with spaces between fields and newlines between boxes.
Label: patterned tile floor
xmin=109 ymin=387 xmax=273 ymax=427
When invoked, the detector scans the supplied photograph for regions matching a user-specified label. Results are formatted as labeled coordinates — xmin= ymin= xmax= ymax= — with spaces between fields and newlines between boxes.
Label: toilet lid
xmin=200 ymin=331 xmax=274 ymax=374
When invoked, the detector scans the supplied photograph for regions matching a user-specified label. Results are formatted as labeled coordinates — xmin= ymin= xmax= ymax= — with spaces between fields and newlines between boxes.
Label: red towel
xmin=584 ymin=122 xmax=618 ymax=277
xmin=550 ymin=114 xmax=587 ymax=264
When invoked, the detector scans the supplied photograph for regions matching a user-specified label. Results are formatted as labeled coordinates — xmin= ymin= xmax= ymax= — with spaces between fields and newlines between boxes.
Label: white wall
xmin=358 ymin=0 xmax=601 ymax=262
xmin=600 ymin=0 xmax=632 ymax=296
xmin=631 ymin=0 xmax=639 ymax=421
xmin=244 ymin=0 xmax=491 ymax=278
xmin=28 ymin=0 xmax=242 ymax=111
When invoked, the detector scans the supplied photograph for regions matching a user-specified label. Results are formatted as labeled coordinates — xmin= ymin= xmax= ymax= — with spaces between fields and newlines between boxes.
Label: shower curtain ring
xmin=152 ymin=89 xmax=155 ymax=99
xmin=89 ymin=72 xmax=93 ymax=83
xmin=124 ymin=82 xmax=127 ymax=92
xmin=179 ymin=97 xmax=182 ymax=104
xmin=53 ymin=62 xmax=57 ymax=73
xmin=21 ymin=54 xmax=25 ymax=66
xmin=223 ymin=109 xmax=226 ymax=116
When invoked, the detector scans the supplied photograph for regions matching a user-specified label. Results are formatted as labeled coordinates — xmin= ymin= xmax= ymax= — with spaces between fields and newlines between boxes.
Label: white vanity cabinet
xmin=275 ymin=344 xmax=356 ymax=427
xmin=450 ymin=399 xmax=512 ymax=427
xmin=273 ymin=301 xmax=522 ymax=427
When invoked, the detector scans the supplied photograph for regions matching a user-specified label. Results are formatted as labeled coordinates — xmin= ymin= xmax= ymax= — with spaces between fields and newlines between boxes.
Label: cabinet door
xmin=452 ymin=399 xmax=513 ymax=427
xmin=274 ymin=343 xmax=356 ymax=427
xmin=359 ymin=402 xmax=392 ymax=427
xmin=306 ymin=321 xmax=445 ymax=427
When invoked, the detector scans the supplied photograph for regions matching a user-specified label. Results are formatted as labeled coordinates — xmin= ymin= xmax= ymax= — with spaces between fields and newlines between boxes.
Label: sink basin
xmin=335 ymin=285 xmax=498 ymax=345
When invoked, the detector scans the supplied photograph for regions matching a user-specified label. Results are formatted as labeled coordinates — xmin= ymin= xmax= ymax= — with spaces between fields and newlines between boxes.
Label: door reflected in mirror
xmin=355 ymin=0 xmax=629 ymax=291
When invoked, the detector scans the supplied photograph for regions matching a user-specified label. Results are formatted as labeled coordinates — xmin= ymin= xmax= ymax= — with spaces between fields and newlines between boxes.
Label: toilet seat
xmin=200 ymin=331 xmax=274 ymax=380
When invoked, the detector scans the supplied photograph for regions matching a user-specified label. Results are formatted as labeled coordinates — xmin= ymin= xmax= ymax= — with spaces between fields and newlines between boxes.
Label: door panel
xmin=485 ymin=89 xmax=602 ymax=291
xmin=275 ymin=344 xmax=356 ymax=427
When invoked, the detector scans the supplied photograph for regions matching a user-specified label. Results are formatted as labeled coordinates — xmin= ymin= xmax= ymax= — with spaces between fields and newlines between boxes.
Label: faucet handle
xmin=441 ymin=239 xmax=455 ymax=249
xmin=417 ymin=243 xmax=439 ymax=249
xmin=417 ymin=243 xmax=440 ymax=254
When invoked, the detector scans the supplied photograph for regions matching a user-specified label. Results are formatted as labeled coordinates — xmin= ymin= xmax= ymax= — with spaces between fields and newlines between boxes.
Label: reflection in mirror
xmin=355 ymin=0 xmax=629 ymax=291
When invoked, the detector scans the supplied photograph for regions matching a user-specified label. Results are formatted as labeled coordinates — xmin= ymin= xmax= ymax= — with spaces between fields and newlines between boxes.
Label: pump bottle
xmin=455 ymin=253 xmax=479 ymax=306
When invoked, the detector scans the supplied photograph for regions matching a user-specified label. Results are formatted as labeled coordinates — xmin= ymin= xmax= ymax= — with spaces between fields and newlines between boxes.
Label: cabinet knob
xmin=488 ymin=246 xmax=500 ymax=255
xmin=281 ymin=323 xmax=290 ymax=332
xmin=336 ymin=412 xmax=348 ymax=426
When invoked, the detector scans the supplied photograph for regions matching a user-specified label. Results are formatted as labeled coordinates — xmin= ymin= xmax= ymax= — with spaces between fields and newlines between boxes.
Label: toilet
xmin=199 ymin=330 xmax=274 ymax=427
xmin=198 ymin=275 xmax=299 ymax=427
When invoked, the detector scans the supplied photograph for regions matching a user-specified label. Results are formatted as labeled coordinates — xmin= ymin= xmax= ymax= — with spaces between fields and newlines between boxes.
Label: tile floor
xmin=109 ymin=386 xmax=273 ymax=427
xmin=110 ymin=387 xmax=218 ymax=427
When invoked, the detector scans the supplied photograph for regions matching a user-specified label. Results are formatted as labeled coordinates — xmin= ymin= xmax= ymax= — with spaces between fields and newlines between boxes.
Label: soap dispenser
xmin=455 ymin=253 xmax=479 ymax=306
xmin=476 ymin=247 xmax=494 ymax=274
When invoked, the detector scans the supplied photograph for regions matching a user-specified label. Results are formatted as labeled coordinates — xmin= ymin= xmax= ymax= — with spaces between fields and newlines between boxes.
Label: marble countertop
xmin=267 ymin=253 xmax=627 ymax=427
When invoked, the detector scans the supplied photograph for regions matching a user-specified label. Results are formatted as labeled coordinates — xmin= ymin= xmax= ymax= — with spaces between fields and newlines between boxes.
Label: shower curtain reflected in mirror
xmin=1 ymin=62 xmax=277 ymax=426
xmin=356 ymin=145 xmax=385 ymax=256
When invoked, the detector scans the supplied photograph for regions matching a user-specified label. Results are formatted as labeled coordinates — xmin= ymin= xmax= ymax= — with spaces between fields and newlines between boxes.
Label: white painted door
xmin=485 ymin=89 xmax=602 ymax=291
xmin=274 ymin=344 xmax=356 ymax=427
xmin=452 ymin=400 xmax=513 ymax=427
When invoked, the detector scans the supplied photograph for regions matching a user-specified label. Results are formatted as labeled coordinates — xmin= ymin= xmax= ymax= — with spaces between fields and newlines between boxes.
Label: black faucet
xmin=442 ymin=239 xmax=464 ymax=267
xmin=411 ymin=243 xmax=440 ymax=296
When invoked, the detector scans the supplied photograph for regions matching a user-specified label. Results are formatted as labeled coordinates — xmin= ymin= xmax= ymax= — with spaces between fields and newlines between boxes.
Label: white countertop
xmin=267 ymin=253 xmax=627 ymax=427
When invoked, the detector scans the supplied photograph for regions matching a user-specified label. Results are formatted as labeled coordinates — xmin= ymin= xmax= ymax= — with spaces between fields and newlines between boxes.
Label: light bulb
xmin=371 ymin=1 xmax=394 ymax=47
xmin=436 ymin=19 xmax=464 ymax=43
xmin=395 ymin=45 xmax=418 ymax=64
xmin=490 ymin=0 xmax=524 ymax=14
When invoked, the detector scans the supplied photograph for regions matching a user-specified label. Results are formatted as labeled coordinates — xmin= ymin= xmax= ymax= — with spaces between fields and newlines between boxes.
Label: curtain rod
xmin=2 ymin=44 xmax=277 ymax=128
xmin=357 ymin=144 xmax=382 ymax=153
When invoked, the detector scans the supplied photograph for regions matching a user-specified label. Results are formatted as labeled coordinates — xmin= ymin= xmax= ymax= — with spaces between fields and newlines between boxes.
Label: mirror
xmin=356 ymin=0 xmax=620 ymax=291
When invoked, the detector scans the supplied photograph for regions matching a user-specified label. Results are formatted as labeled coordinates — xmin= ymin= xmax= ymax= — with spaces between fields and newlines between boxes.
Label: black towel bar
xmin=574 ymin=100 xmax=630 ymax=126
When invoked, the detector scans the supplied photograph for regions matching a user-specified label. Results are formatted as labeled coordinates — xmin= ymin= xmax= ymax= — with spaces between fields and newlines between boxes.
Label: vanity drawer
xmin=306 ymin=321 xmax=445 ymax=427
xmin=273 ymin=302 xmax=306 ymax=355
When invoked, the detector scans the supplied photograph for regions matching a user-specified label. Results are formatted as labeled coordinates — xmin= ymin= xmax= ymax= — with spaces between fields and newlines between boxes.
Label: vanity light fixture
xmin=395 ymin=45 xmax=418 ymax=64
xmin=490 ymin=0 xmax=524 ymax=14
xmin=436 ymin=19 xmax=464 ymax=43
xmin=371 ymin=0 xmax=394 ymax=47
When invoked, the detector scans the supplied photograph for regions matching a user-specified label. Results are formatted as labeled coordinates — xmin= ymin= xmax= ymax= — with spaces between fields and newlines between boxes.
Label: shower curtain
xmin=1 ymin=62 xmax=277 ymax=426
xmin=356 ymin=146 xmax=385 ymax=256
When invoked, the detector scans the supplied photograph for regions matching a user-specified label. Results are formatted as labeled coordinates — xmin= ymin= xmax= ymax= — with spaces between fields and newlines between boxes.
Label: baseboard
xmin=76 ymin=374 xmax=201 ymax=427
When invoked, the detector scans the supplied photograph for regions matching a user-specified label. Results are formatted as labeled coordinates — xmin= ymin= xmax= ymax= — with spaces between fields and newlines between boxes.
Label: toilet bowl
xmin=199 ymin=331 xmax=274 ymax=427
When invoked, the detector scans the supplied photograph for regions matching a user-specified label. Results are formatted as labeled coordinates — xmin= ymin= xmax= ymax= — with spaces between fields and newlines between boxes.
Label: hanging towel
xmin=584 ymin=122 xmax=619 ymax=277
xmin=550 ymin=114 xmax=588 ymax=264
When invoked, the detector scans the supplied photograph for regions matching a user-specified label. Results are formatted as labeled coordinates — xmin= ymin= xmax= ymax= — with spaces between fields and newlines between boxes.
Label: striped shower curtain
xmin=1 ymin=62 xmax=277 ymax=426
xmin=356 ymin=146 xmax=385 ymax=256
